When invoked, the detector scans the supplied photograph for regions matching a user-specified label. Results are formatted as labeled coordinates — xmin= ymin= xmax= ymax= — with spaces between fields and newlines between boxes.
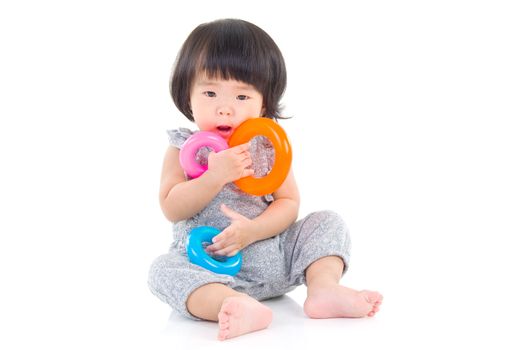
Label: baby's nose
xmin=217 ymin=105 xmax=233 ymax=116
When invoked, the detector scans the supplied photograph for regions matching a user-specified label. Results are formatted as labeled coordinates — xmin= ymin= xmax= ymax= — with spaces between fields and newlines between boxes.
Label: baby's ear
xmin=260 ymin=106 xmax=266 ymax=117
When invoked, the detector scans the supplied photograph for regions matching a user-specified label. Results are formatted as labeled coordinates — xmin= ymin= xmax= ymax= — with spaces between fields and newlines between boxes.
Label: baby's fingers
xmin=241 ymin=155 xmax=253 ymax=168
xmin=205 ymin=232 xmax=228 ymax=251
xmin=212 ymin=244 xmax=240 ymax=257
xmin=231 ymin=142 xmax=251 ymax=154
xmin=205 ymin=241 xmax=222 ymax=253
xmin=241 ymin=168 xmax=255 ymax=178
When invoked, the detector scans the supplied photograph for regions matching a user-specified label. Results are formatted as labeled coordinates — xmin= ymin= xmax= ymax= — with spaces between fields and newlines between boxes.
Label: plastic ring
xmin=228 ymin=118 xmax=292 ymax=196
xmin=179 ymin=132 xmax=228 ymax=178
xmin=186 ymin=226 xmax=242 ymax=276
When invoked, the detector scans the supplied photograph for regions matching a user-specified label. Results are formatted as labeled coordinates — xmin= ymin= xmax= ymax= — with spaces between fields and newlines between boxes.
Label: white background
xmin=1 ymin=0 xmax=527 ymax=349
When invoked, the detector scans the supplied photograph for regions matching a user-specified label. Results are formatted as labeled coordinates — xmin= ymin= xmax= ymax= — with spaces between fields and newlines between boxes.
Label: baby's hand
xmin=206 ymin=143 xmax=254 ymax=185
xmin=205 ymin=204 xmax=257 ymax=257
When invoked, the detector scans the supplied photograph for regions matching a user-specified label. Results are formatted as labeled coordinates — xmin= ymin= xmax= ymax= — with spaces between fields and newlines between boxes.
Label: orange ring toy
xmin=228 ymin=118 xmax=292 ymax=196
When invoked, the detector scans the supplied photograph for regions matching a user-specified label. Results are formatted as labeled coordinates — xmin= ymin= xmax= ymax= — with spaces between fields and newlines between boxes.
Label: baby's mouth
xmin=216 ymin=125 xmax=233 ymax=138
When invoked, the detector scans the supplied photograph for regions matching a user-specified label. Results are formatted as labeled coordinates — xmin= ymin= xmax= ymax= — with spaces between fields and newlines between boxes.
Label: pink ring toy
xmin=179 ymin=131 xmax=229 ymax=178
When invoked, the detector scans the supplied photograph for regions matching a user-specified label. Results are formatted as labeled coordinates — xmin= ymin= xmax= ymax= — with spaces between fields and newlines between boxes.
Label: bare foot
xmin=217 ymin=295 xmax=273 ymax=341
xmin=304 ymin=285 xmax=383 ymax=319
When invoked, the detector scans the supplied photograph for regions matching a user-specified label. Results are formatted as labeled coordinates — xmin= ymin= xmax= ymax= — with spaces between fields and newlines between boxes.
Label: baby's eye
xmin=203 ymin=91 xmax=216 ymax=97
xmin=236 ymin=95 xmax=250 ymax=100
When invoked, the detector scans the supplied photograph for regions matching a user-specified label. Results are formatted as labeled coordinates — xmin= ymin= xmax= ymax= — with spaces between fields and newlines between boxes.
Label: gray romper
xmin=148 ymin=128 xmax=351 ymax=320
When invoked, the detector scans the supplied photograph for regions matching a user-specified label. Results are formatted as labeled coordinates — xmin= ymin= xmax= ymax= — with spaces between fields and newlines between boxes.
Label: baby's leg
xmin=280 ymin=210 xmax=382 ymax=318
xmin=303 ymin=256 xmax=383 ymax=318
xmin=187 ymin=283 xmax=272 ymax=341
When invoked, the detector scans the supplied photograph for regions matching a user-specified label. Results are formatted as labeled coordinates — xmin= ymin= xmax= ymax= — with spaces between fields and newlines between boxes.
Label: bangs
xmin=193 ymin=25 xmax=268 ymax=91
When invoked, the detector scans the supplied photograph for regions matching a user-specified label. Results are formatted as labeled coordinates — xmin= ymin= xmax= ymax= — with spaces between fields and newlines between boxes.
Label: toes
xmin=368 ymin=292 xmax=383 ymax=305
xmin=218 ymin=330 xmax=228 ymax=341
xmin=369 ymin=301 xmax=382 ymax=316
xmin=361 ymin=290 xmax=381 ymax=303
xmin=218 ymin=308 xmax=231 ymax=335
xmin=218 ymin=319 xmax=230 ymax=340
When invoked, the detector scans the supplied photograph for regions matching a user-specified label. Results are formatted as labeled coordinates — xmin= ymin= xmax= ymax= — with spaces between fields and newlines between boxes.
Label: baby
xmin=148 ymin=18 xmax=383 ymax=341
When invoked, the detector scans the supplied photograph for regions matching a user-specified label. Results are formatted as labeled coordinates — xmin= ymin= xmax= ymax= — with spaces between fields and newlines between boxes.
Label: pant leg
xmin=280 ymin=210 xmax=351 ymax=288
xmin=148 ymin=210 xmax=351 ymax=319
xmin=147 ymin=251 xmax=236 ymax=320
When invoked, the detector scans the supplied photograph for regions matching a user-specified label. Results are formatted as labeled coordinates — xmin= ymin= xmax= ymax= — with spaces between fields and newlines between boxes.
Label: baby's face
xmin=189 ymin=73 xmax=264 ymax=140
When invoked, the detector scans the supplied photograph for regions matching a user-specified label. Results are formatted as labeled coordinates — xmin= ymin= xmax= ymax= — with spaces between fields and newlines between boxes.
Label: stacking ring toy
xmin=179 ymin=131 xmax=228 ymax=178
xmin=186 ymin=226 xmax=242 ymax=276
xmin=229 ymin=118 xmax=292 ymax=196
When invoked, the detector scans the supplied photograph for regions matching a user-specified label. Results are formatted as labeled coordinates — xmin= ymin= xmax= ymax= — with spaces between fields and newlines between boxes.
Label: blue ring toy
xmin=186 ymin=226 xmax=242 ymax=276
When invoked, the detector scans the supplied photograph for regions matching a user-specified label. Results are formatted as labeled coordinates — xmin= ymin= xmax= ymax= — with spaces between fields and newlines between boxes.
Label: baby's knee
xmin=307 ymin=210 xmax=350 ymax=245
xmin=147 ymin=254 xmax=172 ymax=289
xmin=309 ymin=210 xmax=347 ymax=229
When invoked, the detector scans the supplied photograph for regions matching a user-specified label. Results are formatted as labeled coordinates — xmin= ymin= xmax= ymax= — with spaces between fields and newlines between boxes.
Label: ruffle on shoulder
xmin=166 ymin=128 xmax=195 ymax=149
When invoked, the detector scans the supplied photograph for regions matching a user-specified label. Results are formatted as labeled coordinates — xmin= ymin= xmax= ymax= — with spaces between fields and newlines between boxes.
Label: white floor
xmin=3 ymin=256 xmax=526 ymax=350
xmin=148 ymin=276 xmax=527 ymax=349
xmin=159 ymin=287 xmax=385 ymax=348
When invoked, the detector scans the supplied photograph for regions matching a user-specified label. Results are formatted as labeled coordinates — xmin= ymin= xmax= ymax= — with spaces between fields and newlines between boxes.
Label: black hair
xmin=170 ymin=19 xmax=287 ymax=121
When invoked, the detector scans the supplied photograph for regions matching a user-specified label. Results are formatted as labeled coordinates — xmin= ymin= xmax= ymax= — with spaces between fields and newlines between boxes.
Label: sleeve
xmin=166 ymin=128 xmax=194 ymax=149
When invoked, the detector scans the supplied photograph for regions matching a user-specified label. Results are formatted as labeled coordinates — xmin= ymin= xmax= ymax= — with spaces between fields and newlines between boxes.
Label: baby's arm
xmin=250 ymin=169 xmax=300 ymax=242
xmin=159 ymin=146 xmax=223 ymax=222
xmin=205 ymin=169 xmax=300 ymax=256
xmin=159 ymin=143 xmax=253 ymax=222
